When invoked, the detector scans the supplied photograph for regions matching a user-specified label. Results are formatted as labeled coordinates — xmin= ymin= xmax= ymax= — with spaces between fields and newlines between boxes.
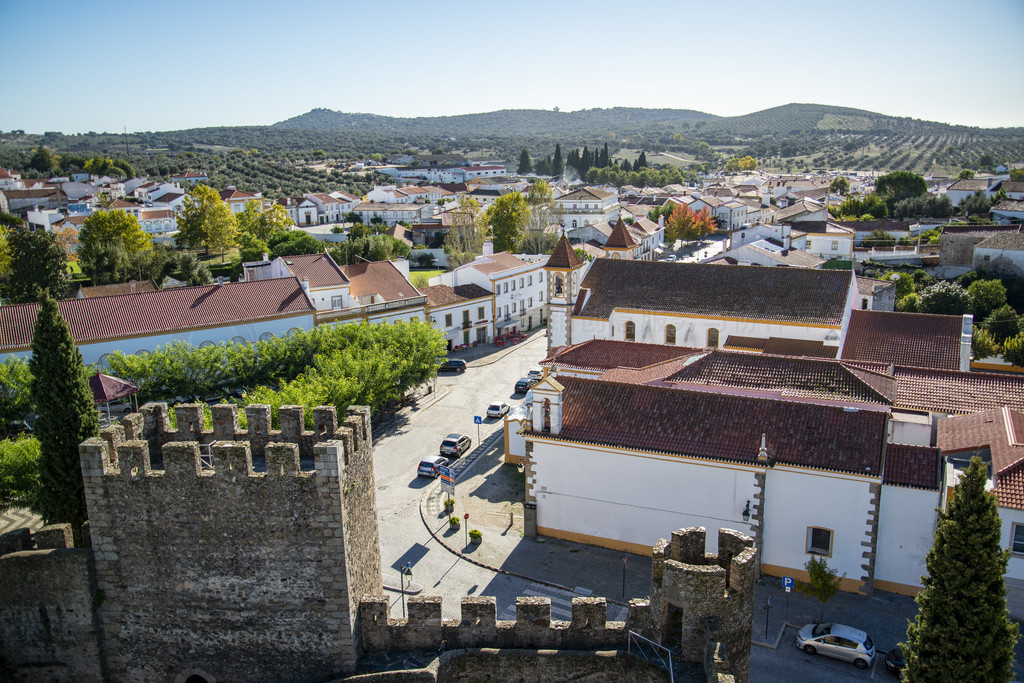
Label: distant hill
xmin=273 ymin=107 xmax=717 ymax=137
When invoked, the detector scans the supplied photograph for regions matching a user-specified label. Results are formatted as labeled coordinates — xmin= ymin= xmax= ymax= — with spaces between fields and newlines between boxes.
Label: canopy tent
xmin=89 ymin=373 xmax=140 ymax=421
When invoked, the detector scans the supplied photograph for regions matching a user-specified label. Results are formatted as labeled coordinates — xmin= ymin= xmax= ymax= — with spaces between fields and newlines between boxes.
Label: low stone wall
xmin=0 ymin=524 xmax=105 ymax=682
xmin=359 ymin=595 xmax=650 ymax=652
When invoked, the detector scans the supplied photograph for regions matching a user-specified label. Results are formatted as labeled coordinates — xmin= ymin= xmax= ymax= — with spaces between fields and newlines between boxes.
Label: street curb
xmin=417 ymin=467 xmax=630 ymax=609
xmin=460 ymin=330 xmax=545 ymax=369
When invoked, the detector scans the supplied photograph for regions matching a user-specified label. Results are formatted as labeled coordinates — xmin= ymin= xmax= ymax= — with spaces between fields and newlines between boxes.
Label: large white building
xmin=556 ymin=187 xmax=619 ymax=229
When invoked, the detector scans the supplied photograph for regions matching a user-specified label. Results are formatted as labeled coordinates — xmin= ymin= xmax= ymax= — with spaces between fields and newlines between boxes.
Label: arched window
xmin=135 ymin=349 xmax=149 ymax=356
xmin=665 ymin=324 xmax=676 ymax=345
xmin=259 ymin=332 xmax=275 ymax=341
xmin=543 ymin=398 xmax=551 ymax=433
xmin=625 ymin=321 xmax=636 ymax=341
xmin=231 ymin=335 xmax=246 ymax=344
xmin=199 ymin=341 xmax=215 ymax=348
xmin=707 ymin=328 xmax=719 ymax=348
xmin=554 ymin=274 xmax=564 ymax=296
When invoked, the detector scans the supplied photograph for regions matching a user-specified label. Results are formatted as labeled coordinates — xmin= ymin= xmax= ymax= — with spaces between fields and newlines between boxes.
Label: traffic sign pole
xmin=464 ymin=513 xmax=469 ymax=547
xmin=474 ymin=415 xmax=482 ymax=444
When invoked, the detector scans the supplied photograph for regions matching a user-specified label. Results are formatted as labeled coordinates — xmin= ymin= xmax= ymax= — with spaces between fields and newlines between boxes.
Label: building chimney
xmin=300 ymin=278 xmax=310 ymax=292
xmin=262 ymin=252 xmax=269 ymax=262
xmin=961 ymin=314 xmax=974 ymax=370
xmin=482 ymin=240 xmax=494 ymax=256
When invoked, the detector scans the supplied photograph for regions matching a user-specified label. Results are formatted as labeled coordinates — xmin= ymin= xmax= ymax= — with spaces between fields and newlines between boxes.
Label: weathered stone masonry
xmin=81 ymin=402 xmax=381 ymax=683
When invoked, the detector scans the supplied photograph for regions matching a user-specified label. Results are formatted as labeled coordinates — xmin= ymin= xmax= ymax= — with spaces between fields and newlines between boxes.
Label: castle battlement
xmin=359 ymin=595 xmax=651 ymax=652
xmin=0 ymin=523 xmax=74 ymax=557
xmin=653 ymin=527 xmax=757 ymax=596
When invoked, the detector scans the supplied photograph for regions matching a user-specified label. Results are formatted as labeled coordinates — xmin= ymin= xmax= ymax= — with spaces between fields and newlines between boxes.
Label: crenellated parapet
xmin=359 ymin=595 xmax=650 ymax=653
xmin=131 ymin=402 xmax=370 ymax=463
xmin=650 ymin=527 xmax=755 ymax=683
xmin=75 ymin=403 xmax=381 ymax=683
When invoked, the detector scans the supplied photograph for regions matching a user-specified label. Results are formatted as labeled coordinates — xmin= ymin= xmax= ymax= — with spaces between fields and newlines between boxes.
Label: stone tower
xmin=649 ymin=527 xmax=757 ymax=683
xmin=544 ymin=233 xmax=586 ymax=352
xmin=78 ymin=402 xmax=381 ymax=682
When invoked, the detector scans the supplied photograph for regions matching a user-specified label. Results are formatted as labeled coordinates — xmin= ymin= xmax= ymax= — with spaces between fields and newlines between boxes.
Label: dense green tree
xmin=0 ymin=357 xmax=33 ymax=427
xmin=972 ymin=326 xmax=998 ymax=359
xmin=484 ymin=192 xmax=530 ymax=253
xmin=443 ymin=197 xmax=484 ymax=268
xmin=172 ymin=250 xmax=212 ymax=286
xmin=985 ymin=304 xmax=1021 ymax=344
xmin=236 ymin=201 xmax=292 ymax=242
xmin=833 ymin=194 xmax=889 ymax=220
xmin=902 ymin=456 xmax=1017 ymax=682
xmin=1010 ymin=169 xmax=1024 ymax=182
xmin=1004 ymin=334 xmax=1024 ymax=368
xmin=517 ymin=147 xmax=533 ymax=174
xmin=6 ymin=229 xmax=69 ymax=302
xmin=796 ymin=556 xmax=843 ymax=622
xmin=0 ymin=437 xmax=41 ymax=512
xmin=892 ymin=195 xmax=954 ymax=219
xmin=552 ymin=143 xmax=563 ymax=177
xmin=29 ymin=291 xmax=99 ymax=536
xmin=960 ymin=190 xmax=992 ymax=217
xmin=875 ymin=171 xmax=927 ymax=210
xmin=176 ymin=184 xmax=237 ymax=254
xmin=958 ymin=169 xmax=975 ymax=180
xmin=79 ymin=239 xmax=131 ymax=286
xmin=601 ymin=142 xmax=610 ymax=167
xmin=829 ymin=177 xmax=850 ymax=195
xmin=967 ymin=279 xmax=1008 ymax=319
xmin=79 ymin=209 xmax=151 ymax=259
xmin=29 ymin=145 xmax=57 ymax=174
xmin=268 ymin=230 xmax=323 ymax=257
xmin=863 ymin=229 xmax=896 ymax=248
xmin=916 ymin=281 xmax=971 ymax=315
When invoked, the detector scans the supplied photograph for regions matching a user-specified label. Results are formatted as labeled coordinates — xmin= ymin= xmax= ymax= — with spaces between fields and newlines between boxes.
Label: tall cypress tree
xmin=637 ymin=151 xmax=648 ymax=168
xmin=7 ymin=228 xmax=69 ymax=303
xmin=601 ymin=142 xmax=610 ymax=168
xmin=902 ymin=456 xmax=1017 ymax=681
xmin=552 ymin=143 xmax=563 ymax=177
xmin=29 ymin=291 xmax=99 ymax=536
xmin=517 ymin=147 xmax=533 ymax=174
xmin=581 ymin=147 xmax=591 ymax=176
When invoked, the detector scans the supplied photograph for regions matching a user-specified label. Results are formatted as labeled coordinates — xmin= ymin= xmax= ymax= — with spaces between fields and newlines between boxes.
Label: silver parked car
xmin=796 ymin=622 xmax=875 ymax=669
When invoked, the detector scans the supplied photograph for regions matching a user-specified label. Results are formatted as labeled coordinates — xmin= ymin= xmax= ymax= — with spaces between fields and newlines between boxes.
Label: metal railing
xmin=627 ymin=630 xmax=673 ymax=683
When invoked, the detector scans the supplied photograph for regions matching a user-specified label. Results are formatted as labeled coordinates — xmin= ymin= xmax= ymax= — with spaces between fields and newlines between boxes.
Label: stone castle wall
xmin=80 ymin=402 xmax=381 ymax=682
xmin=649 ymin=527 xmax=755 ymax=683
xmin=359 ymin=595 xmax=650 ymax=653
xmin=0 ymin=524 xmax=105 ymax=682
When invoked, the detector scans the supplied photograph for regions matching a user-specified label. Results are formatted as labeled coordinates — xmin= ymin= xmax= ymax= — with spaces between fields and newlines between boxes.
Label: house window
xmin=520 ymin=278 xmax=524 ymax=288
xmin=539 ymin=272 xmax=543 ymax=282
xmin=504 ymin=282 xmax=508 ymax=293
xmin=331 ymin=295 xmax=343 ymax=309
xmin=478 ymin=306 xmax=485 ymax=320
xmin=528 ymin=275 xmax=533 ymax=285
xmin=831 ymin=240 xmax=839 ymax=251
xmin=445 ymin=313 xmax=452 ymax=327
xmin=861 ymin=298 xmax=869 ymax=310
xmin=625 ymin=321 xmax=636 ymax=341
xmin=806 ymin=527 xmax=833 ymax=557
xmin=554 ymin=274 xmax=564 ymax=295
xmin=512 ymin=280 xmax=516 ymax=291
xmin=529 ymin=297 xmax=533 ymax=307
xmin=1012 ymin=524 xmax=1024 ymax=555
xmin=707 ymin=328 xmax=719 ymax=348
xmin=666 ymin=324 xmax=676 ymax=345
xmin=462 ymin=310 xmax=470 ymax=325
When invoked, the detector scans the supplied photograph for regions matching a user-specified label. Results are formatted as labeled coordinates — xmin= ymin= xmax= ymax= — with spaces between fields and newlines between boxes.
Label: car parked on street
xmin=486 ymin=401 xmax=510 ymax=418
xmin=884 ymin=645 xmax=904 ymax=676
xmin=439 ymin=433 xmax=472 ymax=458
xmin=514 ymin=376 xmax=540 ymax=394
xmin=438 ymin=359 xmax=467 ymax=373
xmin=796 ymin=622 xmax=875 ymax=670
xmin=527 ymin=369 xmax=543 ymax=380
xmin=417 ymin=455 xmax=449 ymax=477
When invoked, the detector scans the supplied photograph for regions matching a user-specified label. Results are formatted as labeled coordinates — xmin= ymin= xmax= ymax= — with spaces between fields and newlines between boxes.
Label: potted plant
xmin=444 ymin=497 xmax=455 ymax=513
xmin=469 ymin=529 xmax=482 ymax=545
xmin=449 ymin=516 xmax=460 ymax=529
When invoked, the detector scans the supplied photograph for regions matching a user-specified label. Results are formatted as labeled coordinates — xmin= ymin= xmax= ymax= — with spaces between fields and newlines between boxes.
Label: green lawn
xmin=410 ymin=269 xmax=444 ymax=288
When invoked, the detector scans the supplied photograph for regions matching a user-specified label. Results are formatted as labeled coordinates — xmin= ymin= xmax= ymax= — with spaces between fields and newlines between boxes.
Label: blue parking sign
xmin=783 ymin=576 xmax=794 ymax=592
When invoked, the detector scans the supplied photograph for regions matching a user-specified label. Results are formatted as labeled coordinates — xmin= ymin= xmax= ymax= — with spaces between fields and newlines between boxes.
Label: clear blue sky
xmin=2 ymin=0 xmax=1021 ymax=133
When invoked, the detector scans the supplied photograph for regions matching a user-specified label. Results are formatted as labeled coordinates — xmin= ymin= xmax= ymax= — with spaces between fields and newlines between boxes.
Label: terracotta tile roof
xmin=558 ymin=187 xmax=615 ymax=202
xmin=605 ymin=218 xmax=637 ymax=249
xmin=0 ymin=278 xmax=314 ymax=352
xmin=883 ymin=444 xmax=942 ymax=490
xmin=384 ymin=225 xmax=413 ymax=246
xmin=938 ymin=408 xmax=1024 ymax=508
xmin=219 ymin=188 xmax=260 ymax=201
xmin=976 ymin=228 xmax=1024 ymax=249
xmin=546 ymin=235 xmax=583 ymax=269
xmin=661 ymin=350 xmax=896 ymax=406
xmin=892 ymin=366 xmax=1024 ymax=415
xmin=742 ymin=244 xmax=824 ymax=268
xmin=573 ymin=260 xmax=852 ymax=325
xmin=419 ymin=283 xmax=492 ymax=307
xmin=856 ymin=277 xmax=896 ymax=296
xmin=542 ymin=339 xmax=704 ymax=372
xmin=542 ymin=377 xmax=887 ymax=476
xmin=947 ymin=178 xmax=990 ymax=192
xmin=723 ymin=335 xmax=767 ymax=351
xmin=341 ymin=261 xmax=418 ymax=302
xmin=598 ymin=356 xmax=705 ymax=384
xmin=940 ymin=224 xmax=1019 ymax=236
xmin=280 ymin=253 xmax=348 ymax=288
xmin=468 ymin=252 xmax=530 ymax=275
xmin=109 ymin=199 xmax=137 ymax=209
xmin=842 ymin=310 xmax=964 ymax=371
xmin=762 ymin=337 xmax=839 ymax=358
xmin=78 ymin=279 xmax=159 ymax=298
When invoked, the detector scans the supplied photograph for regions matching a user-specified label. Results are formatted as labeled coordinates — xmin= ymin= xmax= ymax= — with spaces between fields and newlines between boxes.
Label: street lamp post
xmin=400 ymin=562 xmax=412 ymax=617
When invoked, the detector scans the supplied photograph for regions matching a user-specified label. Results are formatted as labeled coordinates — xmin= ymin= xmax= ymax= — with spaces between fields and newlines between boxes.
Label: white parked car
xmin=796 ymin=622 xmax=875 ymax=669
xmin=487 ymin=401 xmax=510 ymax=418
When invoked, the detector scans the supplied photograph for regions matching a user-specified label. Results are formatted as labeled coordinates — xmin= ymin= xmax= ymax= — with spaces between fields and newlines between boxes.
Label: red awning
xmin=89 ymin=373 xmax=140 ymax=404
